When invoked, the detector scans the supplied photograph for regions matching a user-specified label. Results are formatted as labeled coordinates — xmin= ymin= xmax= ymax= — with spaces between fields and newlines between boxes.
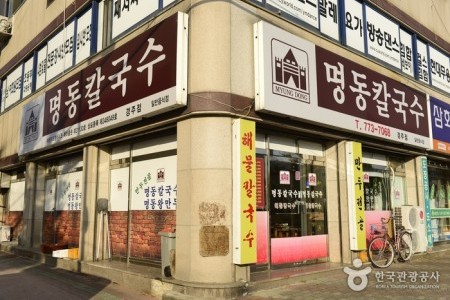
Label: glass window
xmin=428 ymin=163 xmax=450 ymax=242
xmin=363 ymin=157 xmax=407 ymax=211
xmin=269 ymin=151 xmax=327 ymax=238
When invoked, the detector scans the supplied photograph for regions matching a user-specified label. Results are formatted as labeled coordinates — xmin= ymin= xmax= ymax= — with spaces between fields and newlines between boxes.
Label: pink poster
xmin=271 ymin=235 xmax=328 ymax=265
xmin=256 ymin=211 xmax=268 ymax=264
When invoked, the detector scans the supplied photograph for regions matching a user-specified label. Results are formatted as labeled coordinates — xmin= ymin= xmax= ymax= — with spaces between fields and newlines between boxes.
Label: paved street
xmin=1 ymin=246 xmax=449 ymax=299
xmin=244 ymin=248 xmax=449 ymax=300
xmin=0 ymin=251 xmax=157 ymax=300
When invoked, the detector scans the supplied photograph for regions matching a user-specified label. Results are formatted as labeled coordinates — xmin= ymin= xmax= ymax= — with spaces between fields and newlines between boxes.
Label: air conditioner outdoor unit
xmin=0 ymin=172 xmax=11 ymax=188
xmin=398 ymin=205 xmax=428 ymax=253
xmin=0 ymin=15 xmax=12 ymax=36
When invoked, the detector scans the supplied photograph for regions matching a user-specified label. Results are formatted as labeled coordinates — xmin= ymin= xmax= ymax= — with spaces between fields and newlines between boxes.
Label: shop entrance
xmin=254 ymin=135 xmax=328 ymax=269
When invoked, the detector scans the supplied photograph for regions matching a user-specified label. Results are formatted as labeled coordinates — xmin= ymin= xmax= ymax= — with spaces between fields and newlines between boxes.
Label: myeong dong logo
xmin=23 ymin=104 xmax=40 ymax=145
xmin=271 ymin=38 xmax=310 ymax=103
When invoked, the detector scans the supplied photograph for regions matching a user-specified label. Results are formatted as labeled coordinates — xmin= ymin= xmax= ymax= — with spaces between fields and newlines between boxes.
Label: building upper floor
xmin=0 ymin=0 xmax=449 ymax=164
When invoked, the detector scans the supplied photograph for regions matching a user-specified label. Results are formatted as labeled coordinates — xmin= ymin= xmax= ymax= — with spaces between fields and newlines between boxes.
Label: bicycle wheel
xmin=398 ymin=231 xmax=413 ymax=261
xmin=368 ymin=237 xmax=394 ymax=268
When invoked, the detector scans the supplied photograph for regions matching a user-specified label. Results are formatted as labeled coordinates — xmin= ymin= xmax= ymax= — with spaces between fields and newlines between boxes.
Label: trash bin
xmin=158 ymin=229 xmax=176 ymax=277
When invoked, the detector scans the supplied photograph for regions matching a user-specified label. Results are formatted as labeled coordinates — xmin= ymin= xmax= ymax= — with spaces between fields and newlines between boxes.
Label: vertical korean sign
xmin=346 ymin=141 xmax=366 ymax=250
xmin=233 ymin=119 xmax=257 ymax=264
xmin=421 ymin=156 xmax=433 ymax=249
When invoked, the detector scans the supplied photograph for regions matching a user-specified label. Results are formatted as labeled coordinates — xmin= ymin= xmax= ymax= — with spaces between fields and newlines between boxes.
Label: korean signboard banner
xmin=421 ymin=156 xmax=433 ymax=249
xmin=365 ymin=6 xmax=401 ymax=70
xmin=430 ymin=97 xmax=450 ymax=154
xmin=346 ymin=141 xmax=366 ymax=251
xmin=266 ymin=0 xmax=319 ymax=29
xmin=429 ymin=46 xmax=450 ymax=95
xmin=131 ymin=155 xmax=177 ymax=211
xmin=112 ymin=0 xmax=159 ymax=39
xmin=19 ymin=12 xmax=188 ymax=155
xmin=254 ymin=20 xmax=430 ymax=150
xmin=265 ymin=0 xmax=340 ymax=41
xmin=233 ymin=119 xmax=257 ymax=265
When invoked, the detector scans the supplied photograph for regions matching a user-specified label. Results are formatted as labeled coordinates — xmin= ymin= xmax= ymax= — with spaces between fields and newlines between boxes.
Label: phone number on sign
xmin=355 ymin=120 xmax=391 ymax=137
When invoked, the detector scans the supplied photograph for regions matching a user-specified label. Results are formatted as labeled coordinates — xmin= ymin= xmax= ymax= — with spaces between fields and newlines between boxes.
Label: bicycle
xmin=368 ymin=216 xmax=413 ymax=268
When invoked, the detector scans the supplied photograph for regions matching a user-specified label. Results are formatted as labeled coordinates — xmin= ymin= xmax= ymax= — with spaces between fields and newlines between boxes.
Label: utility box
xmin=158 ymin=229 xmax=176 ymax=277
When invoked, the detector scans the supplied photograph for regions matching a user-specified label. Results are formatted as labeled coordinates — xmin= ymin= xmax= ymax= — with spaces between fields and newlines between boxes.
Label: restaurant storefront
xmin=255 ymin=134 xmax=329 ymax=268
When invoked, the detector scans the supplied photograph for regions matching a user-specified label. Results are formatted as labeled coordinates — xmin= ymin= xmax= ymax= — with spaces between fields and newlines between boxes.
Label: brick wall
xmin=110 ymin=210 xmax=176 ymax=260
xmin=3 ymin=211 xmax=23 ymax=240
xmin=41 ymin=211 xmax=80 ymax=247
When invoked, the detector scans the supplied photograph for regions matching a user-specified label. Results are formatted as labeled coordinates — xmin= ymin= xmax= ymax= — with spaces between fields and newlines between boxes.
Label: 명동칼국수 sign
xmin=254 ymin=20 xmax=430 ymax=150
xmin=19 ymin=12 xmax=188 ymax=155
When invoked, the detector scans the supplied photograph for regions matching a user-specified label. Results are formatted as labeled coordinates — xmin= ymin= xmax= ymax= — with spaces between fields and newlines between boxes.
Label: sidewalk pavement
xmin=243 ymin=243 xmax=450 ymax=300
xmin=1 ymin=241 xmax=449 ymax=299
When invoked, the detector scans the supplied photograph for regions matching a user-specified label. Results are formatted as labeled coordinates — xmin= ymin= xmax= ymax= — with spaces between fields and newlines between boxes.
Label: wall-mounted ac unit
xmin=0 ymin=15 xmax=12 ymax=39
xmin=0 ymin=172 xmax=11 ymax=188
xmin=399 ymin=205 xmax=428 ymax=253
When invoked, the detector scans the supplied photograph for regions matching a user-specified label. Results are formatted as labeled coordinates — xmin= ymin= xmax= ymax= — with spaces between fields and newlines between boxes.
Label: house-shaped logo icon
xmin=24 ymin=105 xmax=39 ymax=144
xmin=271 ymin=39 xmax=310 ymax=103
xmin=275 ymin=49 xmax=307 ymax=90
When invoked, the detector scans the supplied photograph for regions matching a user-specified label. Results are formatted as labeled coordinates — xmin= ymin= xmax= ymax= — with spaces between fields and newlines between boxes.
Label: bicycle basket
xmin=370 ymin=223 xmax=387 ymax=236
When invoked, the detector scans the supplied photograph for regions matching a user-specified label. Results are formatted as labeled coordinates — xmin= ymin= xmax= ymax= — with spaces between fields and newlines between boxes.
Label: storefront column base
xmin=154 ymin=278 xmax=249 ymax=299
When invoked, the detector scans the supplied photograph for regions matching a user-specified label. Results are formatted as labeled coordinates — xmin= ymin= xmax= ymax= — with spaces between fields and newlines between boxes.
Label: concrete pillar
xmin=337 ymin=141 xmax=352 ymax=264
xmin=32 ymin=163 xmax=46 ymax=249
xmin=325 ymin=142 xmax=342 ymax=263
xmin=97 ymin=146 xmax=111 ymax=260
xmin=406 ymin=156 xmax=421 ymax=206
xmin=22 ymin=162 xmax=37 ymax=248
xmin=79 ymin=145 xmax=99 ymax=261
xmin=176 ymin=117 xmax=248 ymax=286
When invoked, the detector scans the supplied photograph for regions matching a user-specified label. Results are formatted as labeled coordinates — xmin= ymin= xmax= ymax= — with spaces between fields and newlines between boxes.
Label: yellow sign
xmin=346 ymin=141 xmax=366 ymax=250
xmin=233 ymin=119 xmax=257 ymax=264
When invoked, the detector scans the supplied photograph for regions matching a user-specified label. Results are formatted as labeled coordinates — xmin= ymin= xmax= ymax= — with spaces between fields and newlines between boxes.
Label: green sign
xmin=431 ymin=208 xmax=450 ymax=218
xmin=422 ymin=157 xmax=433 ymax=248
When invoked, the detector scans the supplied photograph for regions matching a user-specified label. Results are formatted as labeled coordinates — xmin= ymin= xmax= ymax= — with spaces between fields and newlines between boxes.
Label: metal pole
xmin=126 ymin=145 xmax=133 ymax=265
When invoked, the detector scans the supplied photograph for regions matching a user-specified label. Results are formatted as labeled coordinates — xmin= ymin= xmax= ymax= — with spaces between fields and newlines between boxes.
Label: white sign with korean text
xmin=56 ymin=171 xmax=83 ymax=211
xmin=9 ymin=181 xmax=25 ymax=211
xmin=36 ymin=46 xmax=47 ymax=90
xmin=131 ymin=155 xmax=177 ymax=210
xmin=75 ymin=8 xmax=92 ymax=65
xmin=46 ymin=20 xmax=75 ymax=82
xmin=365 ymin=6 xmax=401 ymax=69
xmin=0 ymin=81 xmax=5 ymax=111
xmin=4 ymin=63 xmax=23 ymax=109
xmin=416 ymin=39 xmax=430 ymax=85
xmin=112 ymin=0 xmax=158 ymax=39
xmin=429 ymin=45 xmax=450 ymax=94
xmin=110 ymin=167 xmax=130 ymax=211
xmin=319 ymin=0 xmax=339 ymax=40
xmin=254 ymin=20 xmax=430 ymax=150
xmin=400 ymin=29 xmax=414 ymax=77
xmin=44 ymin=178 xmax=57 ymax=212
xmin=22 ymin=56 xmax=34 ymax=98
xmin=266 ymin=0 xmax=319 ymax=29
xmin=344 ymin=0 xmax=364 ymax=53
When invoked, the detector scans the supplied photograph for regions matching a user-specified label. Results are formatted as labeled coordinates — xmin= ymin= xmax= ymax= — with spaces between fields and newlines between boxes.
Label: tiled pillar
xmin=325 ymin=142 xmax=342 ymax=263
xmin=176 ymin=117 xmax=248 ymax=286
xmin=79 ymin=145 xmax=99 ymax=261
